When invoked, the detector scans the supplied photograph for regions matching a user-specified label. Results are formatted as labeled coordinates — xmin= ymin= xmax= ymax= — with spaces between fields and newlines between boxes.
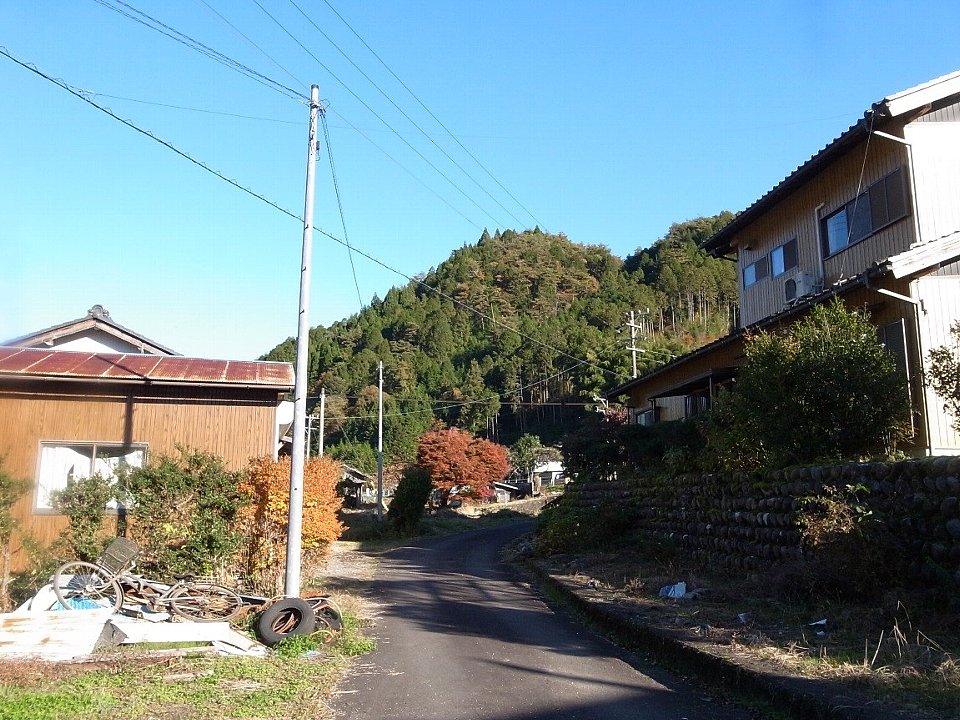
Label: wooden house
xmin=608 ymin=71 xmax=960 ymax=455
xmin=0 ymin=309 xmax=294 ymax=569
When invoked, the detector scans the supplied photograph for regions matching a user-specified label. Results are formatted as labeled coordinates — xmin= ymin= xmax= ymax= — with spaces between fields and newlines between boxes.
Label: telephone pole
xmin=284 ymin=84 xmax=320 ymax=598
xmin=376 ymin=361 xmax=384 ymax=522
xmin=318 ymin=387 xmax=326 ymax=456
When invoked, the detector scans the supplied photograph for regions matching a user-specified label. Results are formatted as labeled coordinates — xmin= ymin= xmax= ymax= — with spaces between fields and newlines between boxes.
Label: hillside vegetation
xmin=263 ymin=217 xmax=737 ymax=465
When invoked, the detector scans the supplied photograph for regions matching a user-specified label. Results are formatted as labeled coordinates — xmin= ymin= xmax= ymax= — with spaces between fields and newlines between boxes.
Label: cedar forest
xmin=262 ymin=214 xmax=738 ymax=473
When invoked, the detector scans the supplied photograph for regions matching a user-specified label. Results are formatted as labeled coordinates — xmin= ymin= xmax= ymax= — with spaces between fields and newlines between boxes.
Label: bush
xmin=534 ymin=497 xmax=636 ymax=555
xmin=50 ymin=473 xmax=114 ymax=562
xmin=0 ymin=458 xmax=29 ymax=611
xmin=123 ymin=448 xmax=247 ymax=577
xmin=236 ymin=455 xmax=344 ymax=595
xmin=562 ymin=415 xmax=703 ymax=480
xmin=387 ymin=466 xmax=433 ymax=534
xmin=703 ymin=300 xmax=911 ymax=471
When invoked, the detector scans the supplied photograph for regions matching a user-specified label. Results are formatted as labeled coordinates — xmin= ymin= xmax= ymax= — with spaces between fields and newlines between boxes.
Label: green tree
xmin=928 ymin=321 xmax=960 ymax=432
xmin=387 ymin=466 xmax=434 ymax=534
xmin=704 ymin=300 xmax=911 ymax=470
xmin=509 ymin=434 xmax=543 ymax=480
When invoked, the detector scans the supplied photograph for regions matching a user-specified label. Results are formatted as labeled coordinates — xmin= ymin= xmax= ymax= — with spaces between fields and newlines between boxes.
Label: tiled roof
xmin=0 ymin=347 xmax=294 ymax=389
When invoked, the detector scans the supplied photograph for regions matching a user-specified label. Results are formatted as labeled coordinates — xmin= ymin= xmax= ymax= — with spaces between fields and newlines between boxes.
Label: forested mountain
xmin=263 ymin=216 xmax=736 ymax=469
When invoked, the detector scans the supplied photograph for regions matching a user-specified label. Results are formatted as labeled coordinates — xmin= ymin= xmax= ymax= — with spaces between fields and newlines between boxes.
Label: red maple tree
xmin=416 ymin=428 xmax=509 ymax=506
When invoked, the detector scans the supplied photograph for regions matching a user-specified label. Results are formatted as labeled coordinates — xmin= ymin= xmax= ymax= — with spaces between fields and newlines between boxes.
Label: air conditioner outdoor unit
xmin=784 ymin=272 xmax=820 ymax=303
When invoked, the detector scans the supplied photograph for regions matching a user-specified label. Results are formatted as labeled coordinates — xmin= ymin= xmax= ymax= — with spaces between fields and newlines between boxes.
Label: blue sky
xmin=2 ymin=1 xmax=959 ymax=360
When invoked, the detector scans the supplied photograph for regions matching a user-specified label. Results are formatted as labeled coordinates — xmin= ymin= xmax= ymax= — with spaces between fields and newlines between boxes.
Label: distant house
xmin=0 ymin=307 xmax=294 ymax=570
xmin=7 ymin=304 xmax=179 ymax=356
xmin=607 ymin=71 xmax=960 ymax=456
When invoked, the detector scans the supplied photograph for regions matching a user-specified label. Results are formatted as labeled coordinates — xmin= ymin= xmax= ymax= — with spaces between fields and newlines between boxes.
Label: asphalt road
xmin=332 ymin=522 xmax=756 ymax=720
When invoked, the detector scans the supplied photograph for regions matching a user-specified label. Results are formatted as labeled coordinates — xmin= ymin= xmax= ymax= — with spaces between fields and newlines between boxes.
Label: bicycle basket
xmin=97 ymin=537 xmax=141 ymax=575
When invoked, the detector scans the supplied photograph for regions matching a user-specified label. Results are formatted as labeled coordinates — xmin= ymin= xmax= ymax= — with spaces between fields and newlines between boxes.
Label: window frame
xmin=771 ymin=238 xmax=799 ymax=278
xmin=34 ymin=441 xmax=148 ymax=514
xmin=821 ymin=167 xmax=908 ymax=258
xmin=743 ymin=255 xmax=770 ymax=288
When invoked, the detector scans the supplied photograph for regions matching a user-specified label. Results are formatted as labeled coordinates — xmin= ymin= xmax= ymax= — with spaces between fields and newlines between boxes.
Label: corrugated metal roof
xmin=703 ymin=70 xmax=960 ymax=257
xmin=0 ymin=347 xmax=294 ymax=389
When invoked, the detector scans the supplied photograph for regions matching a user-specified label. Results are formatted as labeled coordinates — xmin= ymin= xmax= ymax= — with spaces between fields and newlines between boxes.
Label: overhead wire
xmin=287 ymin=0 xmax=530 ymax=231
xmin=320 ymin=111 xmax=364 ymax=308
xmin=320 ymin=0 xmax=548 ymax=232
xmin=2 ymin=47 xmax=621 ymax=384
xmin=248 ymin=0 xmax=510 ymax=230
xmin=195 ymin=0 xmax=306 ymax=90
xmin=91 ymin=0 xmax=307 ymax=102
xmin=86 ymin=91 xmax=302 ymax=124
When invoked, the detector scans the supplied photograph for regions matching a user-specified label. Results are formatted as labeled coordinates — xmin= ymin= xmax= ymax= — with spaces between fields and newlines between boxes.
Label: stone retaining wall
xmin=560 ymin=457 xmax=960 ymax=577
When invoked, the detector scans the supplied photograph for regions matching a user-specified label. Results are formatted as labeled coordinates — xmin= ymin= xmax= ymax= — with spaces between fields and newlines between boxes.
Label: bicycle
xmin=53 ymin=537 xmax=244 ymax=622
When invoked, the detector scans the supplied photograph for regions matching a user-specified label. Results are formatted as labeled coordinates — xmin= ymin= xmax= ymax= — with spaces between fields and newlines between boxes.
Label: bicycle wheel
xmin=168 ymin=583 xmax=244 ymax=622
xmin=53 ymin=561 xmax=123 ymax=612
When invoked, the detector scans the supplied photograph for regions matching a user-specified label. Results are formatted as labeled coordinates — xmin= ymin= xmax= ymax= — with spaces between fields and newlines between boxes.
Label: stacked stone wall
xmin=559 ymin=457 xmax=960 ymax=577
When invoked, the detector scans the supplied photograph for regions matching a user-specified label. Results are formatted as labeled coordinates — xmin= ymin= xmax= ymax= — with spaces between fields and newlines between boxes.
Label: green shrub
xmin=703 ymin=300 xmax=911 ymax=471
xmin=123 ymin=448 xmax=247 ymax=576
xmin=387 ymin=466 xmax=433 ymax=535
xmin=50 ymin=473 xmax=114 ymax=562
xmin=534 ymin=497 xmax=636 ymax=555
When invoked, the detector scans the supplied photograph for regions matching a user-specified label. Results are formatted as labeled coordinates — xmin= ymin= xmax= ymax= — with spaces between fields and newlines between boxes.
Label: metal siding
xmin=914 ymin=276 xmax=960 ymax=454
xmin=935 ymin=260 xmax=960 ymax=276
xmin=915 ymin=100 xmax=960 ymax=123
xmin=905 ymin=121 xmax=960 ymax=244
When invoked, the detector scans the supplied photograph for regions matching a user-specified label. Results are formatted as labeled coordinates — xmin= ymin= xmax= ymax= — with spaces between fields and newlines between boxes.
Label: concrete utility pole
xmin=285 ymin=84 xmax=320 ymax=598
xmin=376 ymin=360 xmax=384 ymax=521
xmin=318 ymin=387 xmax=326 ymax=456
xmin=625 ymin=310 xmax=640 ymax=378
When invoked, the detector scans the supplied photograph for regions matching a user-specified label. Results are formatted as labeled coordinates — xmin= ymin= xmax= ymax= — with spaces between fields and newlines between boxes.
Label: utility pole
xmin=376 ymin=361 xmax=384 ymax=521
xmin=284 ymin=84 xmax=320 ymax=599
xmin=318 ymin=387 xmax=326 ymax=456
xmin=625 ymin=310 xmax=640 ymax=378
xmin=306 ymin=414 xmax=313 ymax=458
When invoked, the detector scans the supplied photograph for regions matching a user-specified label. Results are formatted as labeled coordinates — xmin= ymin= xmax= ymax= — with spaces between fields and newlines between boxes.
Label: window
xmin=821 ymin=168 xmax=908 ymax=257
xmin=771 ymin=238 xmax=798 ymax=277
xmin=684 ymin=391 xmax=711 ymax=418
xmin=743 ymin=255 xmax=769 ymax=287
xmin=36 ymin=443 xmax=146 ymax=511
xmin=636 ymin=408 xmax=658 ymax=426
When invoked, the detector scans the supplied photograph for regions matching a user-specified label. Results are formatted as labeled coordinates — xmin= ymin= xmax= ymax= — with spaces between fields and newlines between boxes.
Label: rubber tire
xmin=304 ymin=596 xmax=343 ymax=631
xmin=169 ymin=583 xmax=244 ymax=622
xmin=255 ymin=597 xmax=317 ymax=647
xmin=52 ymin=561 xmax=123 ymax=612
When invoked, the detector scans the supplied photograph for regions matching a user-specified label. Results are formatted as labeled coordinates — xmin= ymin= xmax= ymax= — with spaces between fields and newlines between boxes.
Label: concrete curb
xmin=525 ymin=561 xmax=934 ymax=720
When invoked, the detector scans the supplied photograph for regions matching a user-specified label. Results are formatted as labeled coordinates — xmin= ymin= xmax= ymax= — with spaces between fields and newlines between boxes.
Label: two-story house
xmin=607 ymin=71 xmax=960 ymax=456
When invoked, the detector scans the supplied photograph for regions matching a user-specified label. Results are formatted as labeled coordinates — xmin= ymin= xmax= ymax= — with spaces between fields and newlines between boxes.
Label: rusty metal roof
xmin=0 ymin=347 xmax=294 ymax=389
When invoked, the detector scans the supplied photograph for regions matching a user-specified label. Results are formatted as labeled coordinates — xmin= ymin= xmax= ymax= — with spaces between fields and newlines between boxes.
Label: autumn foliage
xmin=416 ymin=428 xmax=509 ymax=506
xmin=235 ymin=455 xmax=344 ymax=594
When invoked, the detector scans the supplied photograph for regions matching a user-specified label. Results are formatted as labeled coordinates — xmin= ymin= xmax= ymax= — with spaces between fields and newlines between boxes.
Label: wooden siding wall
xmin=906 ymin=106 xmax=960 ymax=244
xmin=624 ymin=339 xmax=745 ymax=421
xmin=736 ymin=126 xmax=916 ymax=327
xmin=0 ymin=382 xmax=281 ymax=567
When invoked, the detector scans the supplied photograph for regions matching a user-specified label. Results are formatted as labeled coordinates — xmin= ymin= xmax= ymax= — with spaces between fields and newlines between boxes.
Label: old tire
xmin=254 ymin=597 xmax=317 ymax=647
xmin=304 ymin=596 xmax=344 ymax=632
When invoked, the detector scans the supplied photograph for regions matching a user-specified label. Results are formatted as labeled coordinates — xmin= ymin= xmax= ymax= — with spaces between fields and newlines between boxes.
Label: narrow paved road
xmin=333 ymin=522 xmax=755 ymax=720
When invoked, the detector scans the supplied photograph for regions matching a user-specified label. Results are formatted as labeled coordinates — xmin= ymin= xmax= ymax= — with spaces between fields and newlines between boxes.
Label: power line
xmin=87 ymin=91 xmax=302 ymax=124
xmin=92 ymin=0 xmax=307 ymax=102
xmin=195 ymin=0 xmax=306 ymax=91
xmin=321 ymin=111 xmax=364 ymax=309
xmin=320 ymin=0 xmax=548 ymax=232
xmin=2 ymin=47 xmax=618 ymax=383
xmin=249 ymin=0 xmax=510 ymax=230
xmin=287 ymin=0 xmax=530 ymax=231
